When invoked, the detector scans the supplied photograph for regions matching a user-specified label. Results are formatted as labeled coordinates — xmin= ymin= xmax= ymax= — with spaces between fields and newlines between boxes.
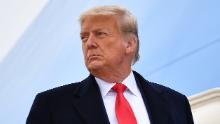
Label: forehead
xmin=80 ymin=15 xmax=120 ymax=32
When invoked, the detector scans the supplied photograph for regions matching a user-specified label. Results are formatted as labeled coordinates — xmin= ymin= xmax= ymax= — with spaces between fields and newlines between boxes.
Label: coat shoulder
xmin=148 ymin=82 xmax=185 ymax=97
xmin=133 ymin=71 xmax=186 ymax=98
xmin=37 ymin=76 xmax=91 ymax=98
xmin=39 ymin=82 xmax=80 ymax=96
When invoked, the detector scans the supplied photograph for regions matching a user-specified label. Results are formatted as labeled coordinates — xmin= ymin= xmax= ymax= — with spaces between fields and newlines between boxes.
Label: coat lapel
xmin=71 ymin=75 xmax=110 ymax=124
xmin=134 ymin=71 xmax=171 ymax=124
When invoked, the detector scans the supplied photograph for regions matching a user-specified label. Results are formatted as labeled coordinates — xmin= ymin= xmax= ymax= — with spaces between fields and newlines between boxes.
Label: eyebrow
xmin=80 ymin=32 xmax=89 ymax=35
xmin=81 ymin=28 xmax=110 ymax=34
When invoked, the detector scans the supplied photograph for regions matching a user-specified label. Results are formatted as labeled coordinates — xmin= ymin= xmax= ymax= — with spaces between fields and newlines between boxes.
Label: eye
xmin=80 ymin=34 xmax=89 ymax=42
xmin=95 ymin=31 xmax=108 ymax=38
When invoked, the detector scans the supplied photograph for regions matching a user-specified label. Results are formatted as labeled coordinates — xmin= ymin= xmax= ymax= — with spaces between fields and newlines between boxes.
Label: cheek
xmin=82 ymin=45 xmax=87 ymax=59
xmin=106 ymin=45 xmax=125 ymax=59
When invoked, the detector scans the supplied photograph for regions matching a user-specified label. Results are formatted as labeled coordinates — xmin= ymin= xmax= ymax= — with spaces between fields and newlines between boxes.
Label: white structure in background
xmin=189 ymin=88 xmax=220 ymax=124
xmin=0 ymin=0 xmax=48 ymax=62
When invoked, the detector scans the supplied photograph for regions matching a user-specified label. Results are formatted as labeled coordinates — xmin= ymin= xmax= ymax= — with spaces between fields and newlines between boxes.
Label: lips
xmin=87 ymin=54 xmax=101 ymax=61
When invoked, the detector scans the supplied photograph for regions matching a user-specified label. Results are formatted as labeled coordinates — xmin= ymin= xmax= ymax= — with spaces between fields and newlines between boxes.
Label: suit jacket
xmin=26 ymin=71 xmax=194 ymax=124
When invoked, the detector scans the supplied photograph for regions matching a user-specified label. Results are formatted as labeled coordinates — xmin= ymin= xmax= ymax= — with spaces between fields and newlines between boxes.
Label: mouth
xmin=87 ymin=54 xmax=101 ymax=61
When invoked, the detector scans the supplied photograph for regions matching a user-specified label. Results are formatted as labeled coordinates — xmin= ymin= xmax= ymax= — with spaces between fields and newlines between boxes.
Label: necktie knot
xmin=112 ymin=83 xmax=127 ymax=93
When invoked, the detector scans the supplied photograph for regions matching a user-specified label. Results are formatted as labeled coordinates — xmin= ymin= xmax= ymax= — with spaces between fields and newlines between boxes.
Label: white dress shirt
xmin=95 ymin=71 xmax=151 ymax=124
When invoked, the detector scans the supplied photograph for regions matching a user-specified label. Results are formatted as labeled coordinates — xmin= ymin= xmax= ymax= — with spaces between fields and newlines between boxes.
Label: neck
xmin=90 ymin=67 xmax=131 ymax=83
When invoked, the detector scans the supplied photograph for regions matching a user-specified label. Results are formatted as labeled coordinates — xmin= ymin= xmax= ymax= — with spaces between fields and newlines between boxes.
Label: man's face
xmin=80 ymin=15 xmax=129 ymax=74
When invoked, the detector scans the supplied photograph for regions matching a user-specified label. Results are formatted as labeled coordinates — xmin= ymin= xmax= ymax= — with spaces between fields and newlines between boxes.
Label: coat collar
xmin=133 ymin=71 xmax=171 ymax=124
xmin=71 ymin=75 xmax=110 ymax=124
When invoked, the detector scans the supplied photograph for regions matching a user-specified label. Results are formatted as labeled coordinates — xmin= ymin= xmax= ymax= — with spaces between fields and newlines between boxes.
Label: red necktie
xmin=112 ymin=83 xmax=137 ymax=124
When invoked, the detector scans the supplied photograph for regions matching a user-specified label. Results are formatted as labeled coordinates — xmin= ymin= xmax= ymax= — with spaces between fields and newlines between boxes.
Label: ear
xmin=125 ymin=37 xmax=136 ymax=54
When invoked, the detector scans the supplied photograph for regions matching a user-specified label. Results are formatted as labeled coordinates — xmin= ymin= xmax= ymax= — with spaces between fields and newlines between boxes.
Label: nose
xmin=87 ymin=33 xmax=97 ymax=49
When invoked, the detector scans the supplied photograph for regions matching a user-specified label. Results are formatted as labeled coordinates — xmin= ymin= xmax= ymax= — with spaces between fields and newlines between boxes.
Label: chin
xmin=87 ymin=61 xmax=104 ymax=71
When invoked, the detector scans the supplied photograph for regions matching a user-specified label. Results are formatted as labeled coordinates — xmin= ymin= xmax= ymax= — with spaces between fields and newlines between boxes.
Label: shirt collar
xmin=95 ymin=71 xmax=139 ymax=97
xmin=95 ymin=77 xmax=114 ymax=97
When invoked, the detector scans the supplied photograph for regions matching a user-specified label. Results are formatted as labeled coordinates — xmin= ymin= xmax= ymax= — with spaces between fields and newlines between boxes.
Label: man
xmin=27 ymin=5 xmax=194 ymax=124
